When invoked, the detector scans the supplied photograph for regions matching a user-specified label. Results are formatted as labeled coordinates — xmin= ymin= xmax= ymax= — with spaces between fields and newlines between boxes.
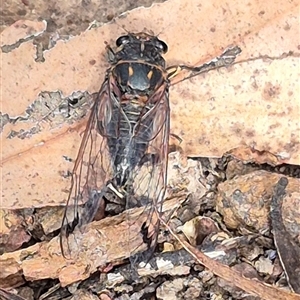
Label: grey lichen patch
xmin=34 ymin=42 xmax=45 ymax=62
xmin=1 ymin=91 xmax=94 ymax=139
xmin=0 ymin=19 xmax=68 ymax=62
xmin=1 ymin=21 xmax=47 ymax=54
xmin=1 ymin=35 xmax=33 ymax=53
xmin=0 ymin=112 xmax=10 ymax=130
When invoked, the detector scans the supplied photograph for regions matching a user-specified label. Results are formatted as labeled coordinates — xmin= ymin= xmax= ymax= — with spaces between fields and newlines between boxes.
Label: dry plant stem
xmin=160 ymin=218 xmax=300 ymax=300
xmin=270 ymin=177 xmax=300 ymax=293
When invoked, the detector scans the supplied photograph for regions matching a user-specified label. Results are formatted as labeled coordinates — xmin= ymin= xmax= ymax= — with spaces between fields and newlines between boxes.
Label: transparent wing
xmin=127 ymin=83 xmax=170 ymax=261
xmin=60 ymin=77 xmax=114 ymax=258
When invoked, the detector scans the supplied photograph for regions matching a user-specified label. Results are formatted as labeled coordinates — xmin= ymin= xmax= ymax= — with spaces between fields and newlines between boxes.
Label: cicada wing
xmin=60 ymin=78 xmax=114 ymax=258
xmin=129 ymin=83 xmax=170 ymax=261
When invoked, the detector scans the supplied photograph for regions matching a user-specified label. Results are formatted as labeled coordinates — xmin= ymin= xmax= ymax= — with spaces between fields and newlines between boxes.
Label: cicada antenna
xmin=111 ymin=16 xmax=130 ymax=34
xmin=156 ymin=22 xmax=172 ymax=38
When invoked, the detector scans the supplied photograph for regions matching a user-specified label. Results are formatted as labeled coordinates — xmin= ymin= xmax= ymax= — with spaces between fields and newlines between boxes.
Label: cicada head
xmin=113 ymin=32 xmax=168 ymax=68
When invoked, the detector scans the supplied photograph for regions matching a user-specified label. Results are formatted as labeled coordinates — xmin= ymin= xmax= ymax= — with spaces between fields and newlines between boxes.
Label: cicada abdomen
xmin=60 ymin=33 xmax=170 ymax=260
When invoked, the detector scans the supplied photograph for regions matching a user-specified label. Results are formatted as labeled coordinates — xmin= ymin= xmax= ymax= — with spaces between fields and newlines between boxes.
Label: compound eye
xmin=116 ymin=35 xmax=130 ymax=47
xmin=155 ymin=39 xmax=168 ymax=53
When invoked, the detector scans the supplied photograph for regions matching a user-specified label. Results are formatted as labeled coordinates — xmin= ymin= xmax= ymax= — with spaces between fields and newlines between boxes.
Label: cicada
xmin=60 ymin=32 xmax=241 ymax=261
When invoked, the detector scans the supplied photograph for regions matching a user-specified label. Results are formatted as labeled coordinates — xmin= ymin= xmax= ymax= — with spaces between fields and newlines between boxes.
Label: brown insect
xmin=60 ymin=32 xmax=241 ymax=262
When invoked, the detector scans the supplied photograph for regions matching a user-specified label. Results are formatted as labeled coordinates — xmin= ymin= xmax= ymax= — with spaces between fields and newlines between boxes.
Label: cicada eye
xmin=155 ymin=39 xmax=168 ymax=54
xmin=116 ymin=35 xmax=130 ymax=47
